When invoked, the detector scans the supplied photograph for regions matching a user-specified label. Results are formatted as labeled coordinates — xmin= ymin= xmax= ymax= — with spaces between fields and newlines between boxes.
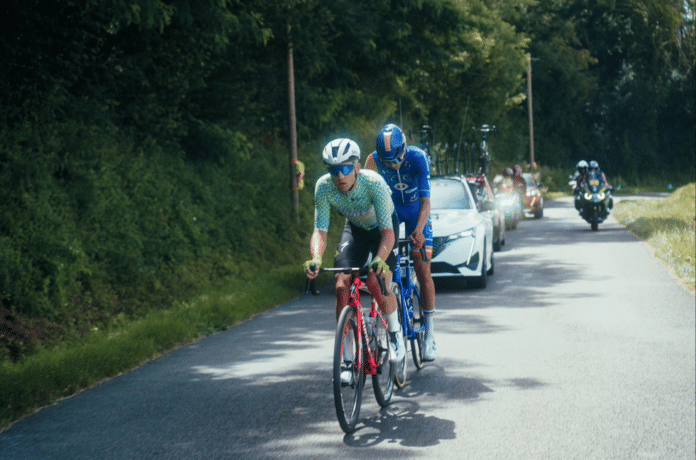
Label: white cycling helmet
xmin=322 ymin=138 xmax=361 ymax=165
xmin=577 ymin=160 xmax=588 ymax=170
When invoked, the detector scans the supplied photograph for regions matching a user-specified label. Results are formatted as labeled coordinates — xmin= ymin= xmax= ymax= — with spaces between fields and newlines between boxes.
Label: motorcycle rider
xmin=588 ymin=161 xmax=610 ymax=186
xmin=572 ymin=160 xmax=589 ymax=190
xmin=588 ymin=160 xmax=613 ymax=210
xmin=572 ymin=160 xmax=588 ymax=210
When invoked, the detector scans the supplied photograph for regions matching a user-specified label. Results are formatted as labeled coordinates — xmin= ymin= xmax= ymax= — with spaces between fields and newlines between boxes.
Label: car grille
xmin=432 ymin=236 xmax=448 ymax=258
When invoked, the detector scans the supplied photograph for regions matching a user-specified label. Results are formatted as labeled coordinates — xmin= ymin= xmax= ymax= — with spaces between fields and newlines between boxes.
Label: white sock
xmin=386 ymin=311 xmax=401 ymax=333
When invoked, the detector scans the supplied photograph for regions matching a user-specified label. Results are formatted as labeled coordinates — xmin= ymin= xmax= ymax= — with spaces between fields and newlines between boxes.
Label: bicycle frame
xmin=306 ymin=267 xmax=389 ymax=376
xmin=306 ymin=264 xmax=394 ymax=432
xmin=346 ymin=275 xmax=387 ymax=377
xmin=393 ymin=242 xmax=425 ymax=342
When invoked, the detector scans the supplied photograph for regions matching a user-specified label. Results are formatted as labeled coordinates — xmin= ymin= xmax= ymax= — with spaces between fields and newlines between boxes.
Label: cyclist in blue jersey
xmin=305 ymin=138 xmax=406 ymax=369
xmin=365 ymin=124 xmax=438 ymax=361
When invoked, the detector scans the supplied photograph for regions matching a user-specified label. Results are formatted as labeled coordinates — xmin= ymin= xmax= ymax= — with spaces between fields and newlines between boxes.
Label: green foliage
xmin=0 ymin=0 xmax=693 ymax=364
xmin=614 ymin=184 xmax=696 ymax=286
xmin=0 ymin=115 xmax=311 ymax=359
xmin=0 ymin=264 xmax=308 ymax=429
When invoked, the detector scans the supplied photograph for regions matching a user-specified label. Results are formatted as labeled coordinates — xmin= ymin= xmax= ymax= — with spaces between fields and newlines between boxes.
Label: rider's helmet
xmin=322 ymin=138 xmax=361 ymax=165
xmin=513 ymin=164 xmax=522 ymax=176
xmin=375 ymin=124 xmax=407 ymax=165
xmin=589 ymin=160 xmax=599 ymax=171
xmin=577 ymin=160 xmax=588 ymax=173
xmin=504 ymin=167 xmax=513 ymax=177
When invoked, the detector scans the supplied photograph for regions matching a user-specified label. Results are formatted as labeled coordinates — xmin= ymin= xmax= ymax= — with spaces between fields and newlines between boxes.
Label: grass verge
xmin=613 ymin=184 xmax=696 ymax=292
xmin=0 ymin=264 xmax=324 ymax=431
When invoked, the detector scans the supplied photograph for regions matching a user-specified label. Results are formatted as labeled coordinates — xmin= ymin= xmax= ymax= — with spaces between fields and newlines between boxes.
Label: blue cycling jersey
xmin=370 ymin=146 xmax=432 ymax=248
xmin=369 ymin=146 xmax=431 ymax=217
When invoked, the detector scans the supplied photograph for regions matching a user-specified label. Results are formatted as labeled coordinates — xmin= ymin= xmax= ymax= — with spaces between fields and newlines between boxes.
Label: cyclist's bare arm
xmin=376 ymin=228 xmax=395 ymax=269
xmin=411 ymin=197 xmax=431 ymax=250
xmin=364 ymin=154 xmax=378 ymax=173
xmin=306 ymin=229 xmax=328 ymax=280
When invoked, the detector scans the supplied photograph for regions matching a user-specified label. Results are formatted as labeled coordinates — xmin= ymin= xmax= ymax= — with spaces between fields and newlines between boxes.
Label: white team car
xmin=427 ymin=176 xmax=494 ymax=288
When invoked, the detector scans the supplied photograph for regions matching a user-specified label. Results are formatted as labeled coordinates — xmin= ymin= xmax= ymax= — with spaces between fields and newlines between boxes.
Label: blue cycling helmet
xmin=589 ymin=160 xmax=599 ymax=170
xmin=376 ymin=124 xmax=406 ymax=164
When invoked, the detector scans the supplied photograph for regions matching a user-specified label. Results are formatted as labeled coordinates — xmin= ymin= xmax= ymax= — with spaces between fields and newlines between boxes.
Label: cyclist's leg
xmin=334 ymin=219 xmax=370 ymax=320
xmin=364 ymin=212 xmax=399 ymax=318
xmin=409 ymin=216 xmax=437 ymax=361
xmin=364 ymin=213 xmax=404 ymax=363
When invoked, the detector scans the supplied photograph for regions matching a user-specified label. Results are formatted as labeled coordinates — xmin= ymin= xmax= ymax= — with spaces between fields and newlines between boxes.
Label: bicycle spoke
xmin=333 ymin=307 xmax=363 ymax=433
xmin=392 ymin=283 xmax=408 ymax=389
xmin=372 ymin=309 xmax=394 ymax=407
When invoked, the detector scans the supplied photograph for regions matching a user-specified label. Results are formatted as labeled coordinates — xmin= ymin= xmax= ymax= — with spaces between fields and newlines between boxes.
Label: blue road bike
xmin=391 ymin=240 xmax=427 ymax=388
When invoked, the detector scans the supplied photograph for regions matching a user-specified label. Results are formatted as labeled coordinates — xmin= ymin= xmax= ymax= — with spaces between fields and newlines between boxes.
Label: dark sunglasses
xmin=327 ymin=163 xmax=356 ymax=176
xmin=381 ymin=145 xmax=405 ymax=166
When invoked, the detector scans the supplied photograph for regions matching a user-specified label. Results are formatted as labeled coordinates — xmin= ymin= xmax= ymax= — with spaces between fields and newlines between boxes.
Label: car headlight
xmin=446 ymin=228 xmax=475 ymax=242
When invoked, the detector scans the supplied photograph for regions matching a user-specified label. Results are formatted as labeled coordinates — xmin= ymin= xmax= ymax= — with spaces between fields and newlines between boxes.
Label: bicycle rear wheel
xmin=392 ymin=284 xmax=407 ymax=389
xmin=410 ymin=286 xmax=425 ymax=370
xmin=372 ymin=310 xmax=394 ymax=407
xmin=333 ymin=306 xmax=363 ymax=433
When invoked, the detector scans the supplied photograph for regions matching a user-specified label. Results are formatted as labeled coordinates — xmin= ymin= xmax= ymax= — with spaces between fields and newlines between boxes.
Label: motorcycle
xmin=578 ymin=170 xmax=613 ymax=231
xmin=494 ymin=178 xmax=522 ymax=230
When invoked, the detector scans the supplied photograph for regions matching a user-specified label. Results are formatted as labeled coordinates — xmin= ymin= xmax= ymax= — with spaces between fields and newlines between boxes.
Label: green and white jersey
xmin=314 ymin=170 xmax=395 ymax=232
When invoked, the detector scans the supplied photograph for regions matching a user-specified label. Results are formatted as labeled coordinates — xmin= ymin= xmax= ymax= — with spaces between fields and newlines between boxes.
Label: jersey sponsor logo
xmin=394 ymin=183 xmax=407 ymax=191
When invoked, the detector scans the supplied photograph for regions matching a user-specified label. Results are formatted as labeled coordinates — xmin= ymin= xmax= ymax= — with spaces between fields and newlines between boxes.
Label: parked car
xmin=521 ymin=173 xmax=544 ymax=219
xmin=464 ymin=174 xmax=505 ymax=251
xmin=427 ymin=176 xmax=494 ymax=288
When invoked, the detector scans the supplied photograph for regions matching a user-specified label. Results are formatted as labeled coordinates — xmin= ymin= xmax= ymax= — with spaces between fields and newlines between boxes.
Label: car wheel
xmin=487 ymin=249 xmax=494 ymax=276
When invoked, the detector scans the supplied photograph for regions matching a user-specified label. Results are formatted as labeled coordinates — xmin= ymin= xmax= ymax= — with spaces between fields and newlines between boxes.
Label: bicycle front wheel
xmin=392 ymin=283 xmax=407 ymax=389
xmin=410 ymin=286 xmax=425 ymax=370
xmin=333 ymin=306 xmax=363 ymax=433
xmin=371 ymin=309 xmax=394 ymax=408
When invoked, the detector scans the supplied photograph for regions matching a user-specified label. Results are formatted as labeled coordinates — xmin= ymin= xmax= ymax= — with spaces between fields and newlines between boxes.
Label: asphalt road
xmin=1 ymin=196 xmax=694 ymax=459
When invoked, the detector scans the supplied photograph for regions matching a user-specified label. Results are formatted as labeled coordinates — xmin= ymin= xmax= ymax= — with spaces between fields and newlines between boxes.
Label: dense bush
xmin=0 ymin=118 xmax=322 ymax=361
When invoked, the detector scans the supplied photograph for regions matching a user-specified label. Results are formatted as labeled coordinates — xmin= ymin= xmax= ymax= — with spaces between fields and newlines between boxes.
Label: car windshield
xmin=431 ymin=179 xmax=472 ymax=210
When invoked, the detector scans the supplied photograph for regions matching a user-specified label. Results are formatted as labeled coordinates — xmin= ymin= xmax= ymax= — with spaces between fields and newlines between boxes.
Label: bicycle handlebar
xmin=398 ymin=239 xmax=430 ymax=263
xmin=304 ymin=263 xmax=388 ymax=297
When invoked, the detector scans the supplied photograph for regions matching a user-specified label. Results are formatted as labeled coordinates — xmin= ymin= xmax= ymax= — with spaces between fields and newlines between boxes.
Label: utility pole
xmin=526 ymin=53 xmax=535 ymax=167
xmin=287 ymin=16 xmax=299 ymax=223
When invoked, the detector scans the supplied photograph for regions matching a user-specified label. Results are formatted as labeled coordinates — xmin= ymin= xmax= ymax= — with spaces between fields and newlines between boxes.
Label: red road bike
xmin=306 ymin=265 xmax=395 ymax=433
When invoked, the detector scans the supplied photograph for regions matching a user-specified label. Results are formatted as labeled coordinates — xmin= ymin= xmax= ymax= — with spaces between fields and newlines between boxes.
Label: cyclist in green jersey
xmin=305 ymin=138 xmax=406 ymax=366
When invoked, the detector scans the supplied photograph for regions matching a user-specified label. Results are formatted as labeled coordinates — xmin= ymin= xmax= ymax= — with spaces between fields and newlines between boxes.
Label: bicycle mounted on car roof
xmin=472 ymin=124 xmax=496 ymax=176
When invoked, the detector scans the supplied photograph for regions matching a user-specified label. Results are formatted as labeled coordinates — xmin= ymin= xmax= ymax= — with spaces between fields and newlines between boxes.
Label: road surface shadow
xmin=344 ymin=400 xmax=455 ymax=448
